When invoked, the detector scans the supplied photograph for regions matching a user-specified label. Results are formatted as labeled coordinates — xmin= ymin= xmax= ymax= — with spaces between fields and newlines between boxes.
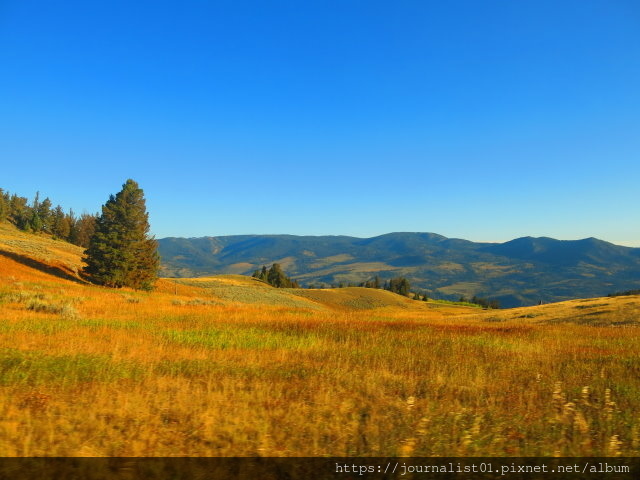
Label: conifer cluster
xmin=252 ymin=263 xmax=300 ymax=288
xmin=458 ymin=295 xmax=501 ymax=309
xmin=0 ymin=188 xmax=97 ymax=247
xmin=384 ymin=276 xmax=411 ymax=296
xmin=1 ymin=181 xmax=160 ymax=290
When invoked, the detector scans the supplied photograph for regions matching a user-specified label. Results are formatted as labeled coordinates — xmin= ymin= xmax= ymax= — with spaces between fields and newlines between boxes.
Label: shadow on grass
xmin=0 ymin=249 xmax=87 ymax=285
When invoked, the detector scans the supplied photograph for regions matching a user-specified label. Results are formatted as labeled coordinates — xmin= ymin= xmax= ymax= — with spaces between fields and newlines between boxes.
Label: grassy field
xmin=1 ymin=223 xmax=639 ymax=456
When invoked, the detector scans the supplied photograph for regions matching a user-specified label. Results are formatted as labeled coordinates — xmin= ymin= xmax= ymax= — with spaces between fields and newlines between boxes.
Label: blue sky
xmin=1 ymin=1 xmax=639 ymax=245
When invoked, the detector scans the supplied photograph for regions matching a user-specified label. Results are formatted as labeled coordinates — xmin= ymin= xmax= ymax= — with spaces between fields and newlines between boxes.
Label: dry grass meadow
xmin=1 ymin=223 xmax=639 ymax=456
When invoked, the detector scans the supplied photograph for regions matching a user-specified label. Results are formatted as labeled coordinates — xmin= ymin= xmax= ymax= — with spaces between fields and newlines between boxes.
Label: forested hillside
xmin=159 ymin=233 xmax=640 ymax=307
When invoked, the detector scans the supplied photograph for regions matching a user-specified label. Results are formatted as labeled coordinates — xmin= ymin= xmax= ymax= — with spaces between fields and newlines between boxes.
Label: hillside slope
xmin=3 ymin=221 xmax=638 ymax=321
xmin=158 ymin=232 xmax=640 ymax=307
xmin=0 ymin=223 xmax=86 ymax=283
xmin=0 ymin=223 xmax=469 ymax=316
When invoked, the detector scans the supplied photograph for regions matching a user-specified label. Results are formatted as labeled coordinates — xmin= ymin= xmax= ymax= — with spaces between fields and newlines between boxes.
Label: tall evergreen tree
xmin=267 ymin=263 xmax=288 ymax=287
xmin=37 ymin=197 xmax=53 ymax=233
xmin=51 ymin=205 xmax=71 ymax=239
xmin=0 ymin=189 xmax=7 ymax=222
xmin=385 ymin=276 xmax=411 ymax=296
xmin=70 ymin=212 xmax=97 ymax=248
xmin=252 ymin=263 xmax=298 ymax=288
xmin=10 ymin=194 xmax=30 ymax=230
xmin=83 ymin=179 xmax=159 ymax=290
xmin=29 ymin=211 xmax=43 ymax=233
xmin=28 ymin=192 xmax=41 ymax=232
xmin=252 ymin=265 xmax=269 ymax=282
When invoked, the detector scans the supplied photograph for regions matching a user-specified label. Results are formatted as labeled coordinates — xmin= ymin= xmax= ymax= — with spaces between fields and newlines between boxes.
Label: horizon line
xmin=155 ymin=231 xmax=639 ymax=248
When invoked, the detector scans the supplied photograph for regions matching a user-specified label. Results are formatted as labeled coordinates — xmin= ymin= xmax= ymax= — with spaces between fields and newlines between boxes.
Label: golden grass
xmin=174 ymin=275 xmax=272 ymax=288
xmin=0 ymin=223 xmax=85 ymax=278
xmin=1 ymin=224 xmax=639 ymax=456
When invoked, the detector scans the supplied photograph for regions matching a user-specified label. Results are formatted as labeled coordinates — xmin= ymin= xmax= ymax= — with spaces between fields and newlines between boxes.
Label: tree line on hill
xmin=608 ymin=289 xmax=640 ymax=298
xmin=323 ymin=275 xmax=412 ymax=294
xmin=0 ymin=188 xmax=97 ymax=248
xmin=359 ymin=275 xmax=413 ymax=296
xmin=251 ymin=267 xmax=416 ymax=296
xmin=356 ymin=275 xmax=500 ymax=308
xmin=459 ymin=295 xmax=501 ymax=309
xmin=1 ymin=181 xmax=159 ymax=291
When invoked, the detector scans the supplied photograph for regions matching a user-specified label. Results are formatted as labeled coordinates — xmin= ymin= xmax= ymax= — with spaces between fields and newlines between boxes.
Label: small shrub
xmin=26 ymin=299 xmax=63 ymax=314
xmin=186 ymin=298 xmax=219 ymax=306
xmin=26 ymin=299 xmax=79 ymax=319
xmin=171 ymin=298 xmax=220 ymax=306
xmin=0 ymin=290 xmax=49 ymax=307
xmin=60 ymin=304 xmax=80 ymax=320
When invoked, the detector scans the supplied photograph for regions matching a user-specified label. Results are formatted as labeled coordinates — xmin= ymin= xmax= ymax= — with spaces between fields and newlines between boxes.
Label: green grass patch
xmin=161 ymin=325 xmax=320 ymax=350
xmin=0 ymin=289 xmax=46 ymax=305
xmin=0 ymin=349 xmax=144 ymax=386
xmin=74 ymin=318 xmax=144 ymax=330
xmin=153 ymin=359 xmax=313 ymax=380
xmin=0 ymin=318 xmax=74 ymax=335
xmin=430 ymin=299 xmax=484 ymax=308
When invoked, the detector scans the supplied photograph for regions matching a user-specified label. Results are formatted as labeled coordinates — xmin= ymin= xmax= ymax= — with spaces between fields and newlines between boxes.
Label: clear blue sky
xmin=1 ymin=1 xmax=639 ymax=246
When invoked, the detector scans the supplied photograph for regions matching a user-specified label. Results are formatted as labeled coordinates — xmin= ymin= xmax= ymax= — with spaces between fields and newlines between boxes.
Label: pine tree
xmin=385 ymin=276 xmax=411 ymax=296
xmin=9 ymin=194 xmax=30 ymax=230
xmin=70 ymin=213 xmax=97 ymax=248
xmin=252 ymin=265 xmax=269 ymax=282
xmin=29 ymin=211 xmax=43 ymax=233
xmin=37 ymin=197 xmax=52 ymax=233
xmin=51 ymin=205 xmax=71 ymax=239
xmin=253 ymin=264 xmax=298 ymax=288
xmin=398 ymin=278 xmax=410 ymax=296
xmin=0 ymin=189 xmax=7 ymax=222
xmin=29 ymin=192 xmax=42 ymax=232
xmin=83 ymin=179 xmax=159 ymax=290
xmin=267 ymin=263 xmax=288 ymax=287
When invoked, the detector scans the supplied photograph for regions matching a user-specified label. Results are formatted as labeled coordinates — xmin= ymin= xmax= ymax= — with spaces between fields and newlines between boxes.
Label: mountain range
xmin=158 ymin=233 xmax=640 ymax=307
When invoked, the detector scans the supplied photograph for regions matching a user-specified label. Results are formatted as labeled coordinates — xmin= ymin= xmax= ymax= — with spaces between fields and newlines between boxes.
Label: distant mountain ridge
xmin=158 ymin=232 xmax=640 ymax=307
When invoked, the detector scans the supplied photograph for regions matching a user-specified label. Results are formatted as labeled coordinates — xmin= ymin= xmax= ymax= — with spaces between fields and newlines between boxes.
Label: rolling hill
xmin=158 ymin=232 xmax=640 ymax=307
xmin=0 ymin=223 xmax=467 ymax=317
